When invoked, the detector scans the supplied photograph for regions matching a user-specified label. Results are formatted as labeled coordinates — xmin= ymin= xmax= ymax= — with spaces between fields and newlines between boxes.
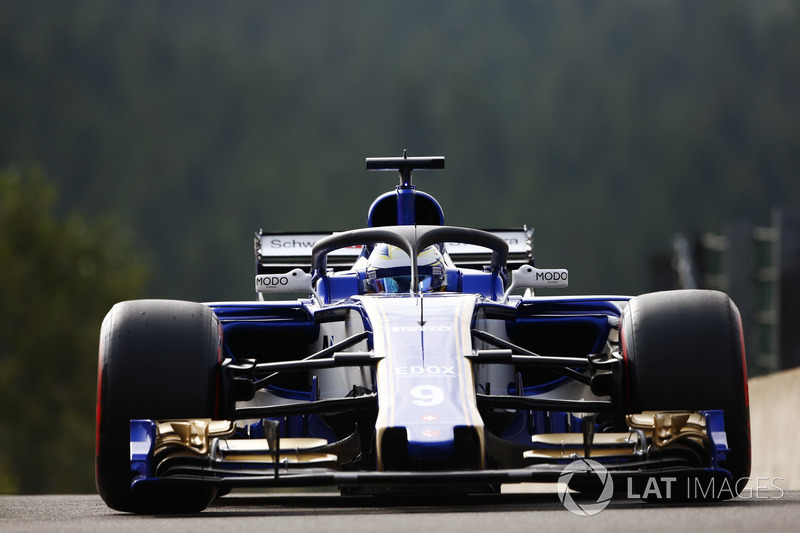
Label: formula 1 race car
xmin=95 ymin=153 xmax=750 ymax=513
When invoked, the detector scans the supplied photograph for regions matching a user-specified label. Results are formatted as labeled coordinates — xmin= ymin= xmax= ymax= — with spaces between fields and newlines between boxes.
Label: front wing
xmin=129 ymin=410 xmax=734 ymax=496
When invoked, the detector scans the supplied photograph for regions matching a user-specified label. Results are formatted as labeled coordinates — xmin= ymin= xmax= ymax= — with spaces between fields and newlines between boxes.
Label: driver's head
xmin=364 ymin=244 xmax=447 ymax=293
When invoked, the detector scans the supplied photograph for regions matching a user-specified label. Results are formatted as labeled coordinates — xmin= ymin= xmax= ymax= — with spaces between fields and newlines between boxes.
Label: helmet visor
xmin=364 ymin=272 xmax=446 ymax=293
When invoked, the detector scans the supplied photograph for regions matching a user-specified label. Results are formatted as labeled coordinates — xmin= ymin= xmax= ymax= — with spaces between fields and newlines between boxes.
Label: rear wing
xmin=255 ymin=227 xmax=533 ymax=275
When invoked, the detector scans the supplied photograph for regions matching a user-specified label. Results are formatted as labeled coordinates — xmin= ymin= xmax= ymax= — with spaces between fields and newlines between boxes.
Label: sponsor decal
xmin=269 ymin=238 xmax=319 ymax=249
xmin=395 ymin=366 xmax=456 ymax=377
xmin=445 ymin=237 xmax=522 ymax=249
xmin=255 ymin=275 xmax=290 ymax=287
xmin=259 ymin=234 xmax=362 ymax=256
xmin=254 ymin=268 xmax=311 ymax=293
xmin=535 ymin=270 xmax=568 ymax=282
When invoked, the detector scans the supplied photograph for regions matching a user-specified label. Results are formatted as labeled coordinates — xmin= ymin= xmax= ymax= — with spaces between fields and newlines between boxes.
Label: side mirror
xmin=504 ymin=265 xmax=569 ymax=298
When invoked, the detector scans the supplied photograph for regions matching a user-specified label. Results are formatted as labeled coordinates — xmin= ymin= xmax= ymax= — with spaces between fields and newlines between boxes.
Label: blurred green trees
xmin=0 ymin=168 xmax=147 ymax=493
xmin=2 ymin=1 xmax=799 ymax=299
xmin=1 ymin=1 xmax=798 ymax=300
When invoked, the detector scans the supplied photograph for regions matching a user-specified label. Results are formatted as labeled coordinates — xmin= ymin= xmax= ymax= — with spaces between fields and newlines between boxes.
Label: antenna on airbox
xmin=366 ymin=150 xmax=445 ymax=225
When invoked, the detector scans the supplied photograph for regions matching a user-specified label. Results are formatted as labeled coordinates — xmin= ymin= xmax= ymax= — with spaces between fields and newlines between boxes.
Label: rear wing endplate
xmin=255 ymin=227 xmax=533 ymax=275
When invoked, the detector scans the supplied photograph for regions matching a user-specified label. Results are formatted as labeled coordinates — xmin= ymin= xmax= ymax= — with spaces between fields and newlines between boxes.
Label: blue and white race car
xmin=95 ymin=153 xmax=750 ymax=513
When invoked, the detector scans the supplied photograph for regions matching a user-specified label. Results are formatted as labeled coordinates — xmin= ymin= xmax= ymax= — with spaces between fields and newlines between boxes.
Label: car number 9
xmin=410 ymin=385 xmax=444 ymax=407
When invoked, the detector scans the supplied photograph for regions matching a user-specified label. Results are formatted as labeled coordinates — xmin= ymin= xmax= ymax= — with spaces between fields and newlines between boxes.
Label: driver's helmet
xmin=364 ymin=244 xmax=447 ymax=293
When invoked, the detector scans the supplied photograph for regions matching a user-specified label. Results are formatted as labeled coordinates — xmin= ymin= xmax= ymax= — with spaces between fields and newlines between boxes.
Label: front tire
xmin=620 ymin=290 xmax=750 ymax=499
xmin=95 ymin=299 xmax=222 ymax=513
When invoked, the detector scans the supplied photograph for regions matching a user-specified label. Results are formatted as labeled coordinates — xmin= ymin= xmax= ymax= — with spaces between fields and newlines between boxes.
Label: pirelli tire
xmin=95 ymin=299 xmax=222 ymax=513
xmin=620 ymin=289 xmax=750 ymax=500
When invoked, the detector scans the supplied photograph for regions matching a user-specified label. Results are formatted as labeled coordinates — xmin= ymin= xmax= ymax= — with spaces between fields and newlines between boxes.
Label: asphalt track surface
xmin=2 ymin=490 xmax=798 ymax=533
